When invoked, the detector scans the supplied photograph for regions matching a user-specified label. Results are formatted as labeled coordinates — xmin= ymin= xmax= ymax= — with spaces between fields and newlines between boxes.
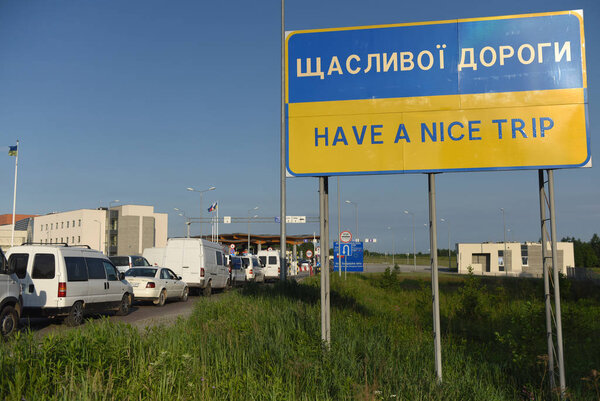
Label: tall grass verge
xmin=0 ymin=273 xmax=598 ymax=400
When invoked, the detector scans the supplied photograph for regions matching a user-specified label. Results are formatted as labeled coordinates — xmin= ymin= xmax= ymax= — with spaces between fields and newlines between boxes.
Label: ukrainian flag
xmin=8 ymin=145 xmax=17 ymax=157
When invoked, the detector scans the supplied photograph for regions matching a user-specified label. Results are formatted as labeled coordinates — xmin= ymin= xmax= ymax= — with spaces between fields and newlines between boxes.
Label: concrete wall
xmin=33 ymin=209 xmax=107 ymax=252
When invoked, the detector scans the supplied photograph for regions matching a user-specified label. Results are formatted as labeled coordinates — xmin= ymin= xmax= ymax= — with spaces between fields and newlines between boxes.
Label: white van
xmin=6 ymin=244 xmax=134 ymax=326
xmin=162 ymin=238 xmax=229 ymax=296
xmin=0 ymin=248 xmax=22 ymax=337
xmin=142 ymin=247 xmax=166 ymax=267
xmin=257 ymin=250 xmax=281 ymax=281
xmin=230 ymin=255 xmax=264 ymax=284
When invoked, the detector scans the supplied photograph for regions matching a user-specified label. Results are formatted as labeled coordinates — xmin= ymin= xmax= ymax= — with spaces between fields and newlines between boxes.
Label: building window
xmin=78 ymin=219 xmax=81 ymax=227
xmin=78 ymin=236 xmax=80 ymax=243
xmin=72 ymin=220 xmax=75 ymax=227
xmin=51 ymin=223 xmax=53 ymax=230
xmin=66 ymin=221 xmax=69 ymax=228
xmin=61 ymin=222 xmax=64 ymax=229
xmin=498 ymin=250 xmax=505 ymax=271
xmin=46 ymin=224 xmax=48 ymax=230
xmin=65 ymin=237 xmax=68 ymax=244
xmin=49 ymin=239 xmax=52 ymax=244
xmin=521 ymin=244 xmax=528 ymax=266
xmin=41 ymin=225 xmax=43 ymax=231
xmin=72 ymin=236 xmax=75 ymax=243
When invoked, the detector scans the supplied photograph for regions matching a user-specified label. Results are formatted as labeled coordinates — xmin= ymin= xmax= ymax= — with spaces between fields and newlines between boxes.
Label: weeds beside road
xmin=1 ymin=273 xmax=598 ymax=400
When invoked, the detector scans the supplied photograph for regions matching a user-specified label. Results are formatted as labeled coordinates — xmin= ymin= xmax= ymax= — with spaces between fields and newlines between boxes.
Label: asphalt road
xmin=21 ymin=291 xmax=219 ymax=337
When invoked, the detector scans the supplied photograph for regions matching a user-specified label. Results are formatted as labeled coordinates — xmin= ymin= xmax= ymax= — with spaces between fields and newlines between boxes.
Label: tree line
xmin=561 ymin=234 xmax=600 ymax=268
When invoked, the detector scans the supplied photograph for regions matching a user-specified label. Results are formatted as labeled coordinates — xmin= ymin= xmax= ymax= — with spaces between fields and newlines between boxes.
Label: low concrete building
xmin=457 ymin=242 xmax=574 ymax=277
xmin=32 ymin=205 xmax=167 ymax=256
xmin=0 ymin=218 xmax=32 ymax=250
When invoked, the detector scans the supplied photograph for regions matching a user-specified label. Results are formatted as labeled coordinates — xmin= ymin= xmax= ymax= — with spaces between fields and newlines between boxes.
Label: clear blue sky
xmin=0 ymin=0 xmax=598 ymax=253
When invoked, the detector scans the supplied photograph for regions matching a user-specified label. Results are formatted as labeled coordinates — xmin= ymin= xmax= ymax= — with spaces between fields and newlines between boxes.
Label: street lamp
xmin=404 ymin=210 xmax=416 ymax=271
xmin=248 ymin=206 xmax=259 ymax=254
xmin=387 ymin=226 xmax=395 ymax=266
xmin=440 ymin=218 xmax=451 ymax=269
xmin=187 ymin=186 xmax=216 ymax=238
xmin=107 ymin=199 xmax=120 ymax=256
xmin=174 ymin=208 xmax=191 ymax=238
xmin=345 ymin=200 xmax=358 ymax=241
xmin=500 ymin=208 xmax=507 ymax=275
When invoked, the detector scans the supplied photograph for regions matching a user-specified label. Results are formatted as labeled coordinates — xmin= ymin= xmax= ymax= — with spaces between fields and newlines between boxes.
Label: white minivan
xmin=0 ymin=247 xmax=22 ymax=337
xmin=257 ymin=250 xmax=281 ymax=281
xmin=6 ymin=244 xmax=134 ymax=326
xmin=162 ymin=238 xmax=229 ymax=296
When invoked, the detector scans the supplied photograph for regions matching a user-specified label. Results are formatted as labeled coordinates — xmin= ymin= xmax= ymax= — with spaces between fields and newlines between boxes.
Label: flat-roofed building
xmin=32 ymin=205 xmax=167 ymax=256
xmin=457 ymin=242 xmax=574 ymax=277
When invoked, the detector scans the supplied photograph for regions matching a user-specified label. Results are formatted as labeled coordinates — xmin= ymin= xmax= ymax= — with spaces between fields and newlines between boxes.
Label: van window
xmin=65 ymin=257 xmax=88 ymax=282
xmin=103 ymin=261 xmax=119 ymax=281
xmin=216 ymin=252 xmax=223 ymax=266
xmin=252 ymin=257 xmax=260 ymax=267
xmin=9 ymin=254 xmax=29 ymax=279
xmin=85 ymin=258 xmax=106 ymax=280
xmin=242 ymin=257 xmax=250 ymax=268
xmin=32 ymin=254 xmax=55 ymax=279
xmin=259 ymin=256 xmax=266 ymax=266
xmin=109 ymin=257 xmax=129 ymax=267
xmin=268 ymin=256 xmax=278 ymax=265
xmin=232 ymin=257 xmax=243 ymax=270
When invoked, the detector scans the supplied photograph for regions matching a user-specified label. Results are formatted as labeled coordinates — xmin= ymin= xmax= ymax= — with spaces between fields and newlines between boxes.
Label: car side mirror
xmin=178 ymin=276 xmax=182 ymax=280
xmin=119 ymin=272 xmax=125 ymax=281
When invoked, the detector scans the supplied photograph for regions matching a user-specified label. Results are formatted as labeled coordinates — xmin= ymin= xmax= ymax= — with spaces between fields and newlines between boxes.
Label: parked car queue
xmin=0 ymin=239 xmax=291 ymax=336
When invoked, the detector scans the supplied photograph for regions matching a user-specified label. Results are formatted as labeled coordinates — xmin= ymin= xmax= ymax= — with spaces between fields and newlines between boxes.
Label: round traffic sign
xmin=340 ymin=231 xmax=352 ymax=243
xmin=230 ymin=244 xmax=235 ymax=249
xmin=306 ymin=250 xmax=313 ymax=258
xmin=267 ymin=247 xmax=273 ymax=251
xmin=315 ymin=246 xmax=321 ymax=255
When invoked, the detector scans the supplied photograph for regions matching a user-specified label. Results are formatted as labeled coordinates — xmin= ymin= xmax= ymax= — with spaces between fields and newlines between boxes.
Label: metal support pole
xmin=538 ymin=170 xmax=555 ymax=389
xmin=428 ymin=173 xmax=442 ymax=383
xmin=324 ymin=177 xmax=330 ymax=344
xmin=279 ymin=0 xmax=287 ymax=281
xmin=412 ymin=214 xmax=416 ymax=271
xmin=319 ymin=177 xmax=330 ymax=346
xmin=548 ymin=170 xmax=566 ymax=396
xmin=338 ymin=177 xmax=342 ymax=277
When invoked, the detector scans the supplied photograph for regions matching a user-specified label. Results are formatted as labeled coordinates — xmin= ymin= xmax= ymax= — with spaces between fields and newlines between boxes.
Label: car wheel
xmin=155 ymin=289 xmax=167 ymax=307
xmin=115 ymin=294 xmax=131 ymax=316
xmin=180 ymin=287 xmax=189 ymax=302
xmin=203 ymin=282 xmax=212 ymax=297
xmin=0 ymin=306 xmax=19 ymax=338
xmin=65 ymin=301 xmax=84 ymax=326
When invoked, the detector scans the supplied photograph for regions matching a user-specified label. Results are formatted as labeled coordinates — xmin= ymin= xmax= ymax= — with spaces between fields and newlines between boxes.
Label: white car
xmin=124 ymin=267 xmax=188 ymax=306
xmin=231 ymin=255 xmax=264 ymax=284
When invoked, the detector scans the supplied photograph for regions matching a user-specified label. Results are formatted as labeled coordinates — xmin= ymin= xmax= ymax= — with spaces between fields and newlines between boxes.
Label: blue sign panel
xmin=333 ymin=242 xmax=364 ymax=272
xmin=287 ymin=13 xmax=583 ymax=103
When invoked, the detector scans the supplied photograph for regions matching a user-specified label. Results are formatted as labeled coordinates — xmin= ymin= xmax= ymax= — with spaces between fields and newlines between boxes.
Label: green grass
xmin=364 ymin=254 xmax=437 ymax=266
xmin=0 ymin=273 xmax=598 ymax=400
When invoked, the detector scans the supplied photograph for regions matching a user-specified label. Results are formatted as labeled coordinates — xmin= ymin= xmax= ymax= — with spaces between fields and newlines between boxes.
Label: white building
xmin=457 ymin=242 xmax=575 ymax=277
xmin=32 ymin=205 xmax=167 ymax=256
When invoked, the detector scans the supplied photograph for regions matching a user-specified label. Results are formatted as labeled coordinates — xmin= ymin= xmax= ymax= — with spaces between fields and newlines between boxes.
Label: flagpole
xmin=217 ymin=201 xmax=219 ymax=243
xmin=11 ymin=140 xmax=19 ymax=247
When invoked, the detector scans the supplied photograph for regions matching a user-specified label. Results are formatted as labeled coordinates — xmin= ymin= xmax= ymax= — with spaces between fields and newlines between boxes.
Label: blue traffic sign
xmin=333 ymin=241 xmax=363 ymax=272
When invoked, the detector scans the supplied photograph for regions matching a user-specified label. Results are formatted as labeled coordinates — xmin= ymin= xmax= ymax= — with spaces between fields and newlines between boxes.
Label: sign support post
xmin=548 ymin=170 xmax=566 ymax=396
xmin=539 ymin=170 xmax=555 ymax=390
xmin=428 ymin=173 xmax=442 ymax=383
xmin=279 ymin=0 xmax=287 ymax=281
xmin=319 ymin=177 xmax=331 ymax=346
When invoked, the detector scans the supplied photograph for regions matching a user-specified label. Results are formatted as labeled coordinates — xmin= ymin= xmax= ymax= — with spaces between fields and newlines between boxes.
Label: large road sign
xmin=333 ymin=242 xmax=364 ymax=271
xmin=285 ymin=10 xmax=589 ymax=176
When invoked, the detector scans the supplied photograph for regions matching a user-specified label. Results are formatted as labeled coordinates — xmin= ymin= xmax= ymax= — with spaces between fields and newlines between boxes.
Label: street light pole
xmin=344 ymin=200 xmax=358 ymax=241
xmin=174 ymin=208 xmax=191 ymax=238
xmin=248 ymin=206 xmax=259 ymax=254
xmin=500 ymin=208 xmax=507 ymax=275
xmin=404 ymin=210 xmax=416 ymax=271
xmin=187 ymin=186 xmax=216 ymax=238
xmin=440 ymin=218 xmax=451 ymax=269
xmin=387 ymin=226 xmax=395 ymax=266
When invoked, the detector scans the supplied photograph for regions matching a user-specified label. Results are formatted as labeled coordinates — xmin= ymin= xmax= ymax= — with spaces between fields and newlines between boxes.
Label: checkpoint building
xmin=457 ymin=242 xmax=574 ymax=277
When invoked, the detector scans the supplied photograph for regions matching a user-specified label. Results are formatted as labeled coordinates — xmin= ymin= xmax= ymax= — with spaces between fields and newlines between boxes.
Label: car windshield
xmin=110 ymin=257 xmax=129 ymax=266
xmin=125 ymin=268 xmax=157 ymax=277
xmin=252 ymin=257 xmax=260 ymax=267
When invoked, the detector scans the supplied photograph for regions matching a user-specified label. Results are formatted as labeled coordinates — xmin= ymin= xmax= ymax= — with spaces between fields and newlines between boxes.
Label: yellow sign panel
xmin=286 ymin=11 xmax=589 ymax=176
